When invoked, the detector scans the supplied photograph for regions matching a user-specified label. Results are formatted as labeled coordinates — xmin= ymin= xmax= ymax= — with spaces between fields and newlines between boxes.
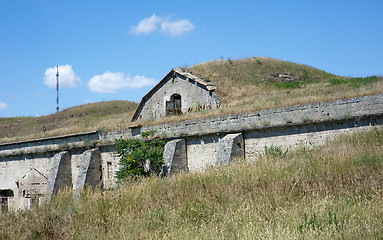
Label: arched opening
xmin=166 ymin=94 xmax=182 ymax=116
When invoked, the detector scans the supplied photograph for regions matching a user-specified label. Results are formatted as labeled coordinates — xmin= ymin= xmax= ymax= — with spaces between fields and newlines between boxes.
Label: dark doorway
xmin=0 ymin=189 xmax=13 ymax=214
xmin=166 ymin=94 xmax=182 ymax=116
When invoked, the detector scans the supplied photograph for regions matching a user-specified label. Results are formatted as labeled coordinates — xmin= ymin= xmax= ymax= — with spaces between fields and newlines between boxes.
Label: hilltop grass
xmin=1 ymin=127 xmax=382 ymax=239
xmin=186 ymin=57 xmax=383 ymax=113
xmin=1 ymin=57 xmax=382 ymax=143
xmin=0 ymin=101 xmax=137 ymax=144
xmin=137 ymin=57 xmax=383 ymax=127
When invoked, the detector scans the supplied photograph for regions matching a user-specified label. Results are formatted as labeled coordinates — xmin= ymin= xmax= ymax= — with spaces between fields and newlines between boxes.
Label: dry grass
xmin=186 ymin=57 xmax=383 ymax=111
xmin=1 ymin=127 xmax=382 ymax=239
xmin=0 ymin=101 xmax=137 ymax=144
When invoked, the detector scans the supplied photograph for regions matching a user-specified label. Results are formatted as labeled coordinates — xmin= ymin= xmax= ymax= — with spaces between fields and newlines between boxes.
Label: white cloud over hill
xmin=44 ymin=65 xmax=81 ymax=88
xmin=130 ymin=14 xmax=194 ymax=36
xmin=88 ymin=71 xmax=156 ymax=93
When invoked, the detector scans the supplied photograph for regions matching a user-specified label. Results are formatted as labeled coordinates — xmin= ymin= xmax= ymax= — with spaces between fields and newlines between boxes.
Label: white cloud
xmin=161 ymin=18 xmax=194 ymax=36
xmin=130 ymin=14 xmax=162 ymax=35
xmin=0 ymin=101 xmax=7 ymax=110
xmin=44 ymin=65 xmax=81 ymax=88
xmin=88 ymin=71 xmax=156 ymax=93
xmin=130 ymin=14 xmax=194 ymax=36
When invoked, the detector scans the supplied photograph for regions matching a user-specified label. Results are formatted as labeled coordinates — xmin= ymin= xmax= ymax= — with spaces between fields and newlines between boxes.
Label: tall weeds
xmin=2 ymin=116 xmax=383 ymax=238
xmin=2 ymin=127 xmax=383 ymax=239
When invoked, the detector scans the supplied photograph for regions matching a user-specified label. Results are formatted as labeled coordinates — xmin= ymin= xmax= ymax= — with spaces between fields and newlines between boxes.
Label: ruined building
xmin=131 ymin=69 xmax=220 ymax=121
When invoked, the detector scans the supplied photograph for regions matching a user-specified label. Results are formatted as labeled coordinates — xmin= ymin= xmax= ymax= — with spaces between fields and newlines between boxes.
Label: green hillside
xmin=1 ymin=127 xmax=382 ymax=239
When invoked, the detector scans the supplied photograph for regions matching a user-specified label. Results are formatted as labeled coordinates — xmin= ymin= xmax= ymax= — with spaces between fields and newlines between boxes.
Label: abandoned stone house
xmin=131 ymin=69 xmax=220 ymax=121
xmin=1 ymin=167 xmax=48 ymax=213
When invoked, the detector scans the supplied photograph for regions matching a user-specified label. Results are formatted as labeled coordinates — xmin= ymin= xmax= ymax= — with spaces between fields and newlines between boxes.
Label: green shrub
xmin=115 ymin=131 xmax=166 ymax=181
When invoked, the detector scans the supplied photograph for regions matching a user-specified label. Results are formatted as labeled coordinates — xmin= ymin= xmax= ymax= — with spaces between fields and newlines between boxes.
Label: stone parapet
xmin=1 ymin=94 xmax=383 ymax=156
xmin=140 ymin=93 xmax=383 ymax=138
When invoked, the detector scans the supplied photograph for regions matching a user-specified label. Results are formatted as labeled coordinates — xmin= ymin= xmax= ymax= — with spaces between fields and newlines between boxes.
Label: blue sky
xmin=0 ymin=0 xmax=382 ymax=117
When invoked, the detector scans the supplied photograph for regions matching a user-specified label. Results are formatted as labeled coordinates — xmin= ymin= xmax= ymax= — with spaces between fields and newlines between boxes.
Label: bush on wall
xmin=115 ymin=131 xmax=166 ymax=181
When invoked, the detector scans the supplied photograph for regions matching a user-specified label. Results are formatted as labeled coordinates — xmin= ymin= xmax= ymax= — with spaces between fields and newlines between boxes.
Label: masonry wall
xmin=184 ymin=115 xmax=382 ymax=171
xmin=139 ymin=94 xmax=383 ymax=138
xmin=99 ymin=146 xmax=121 ymax=189
xmin=1 ymin=93 xmax=383 ymax=210
xmin=186 ymin=135 xmax=221 ymax=172
xmin=0 ymin=131 xmax=99 ymax=152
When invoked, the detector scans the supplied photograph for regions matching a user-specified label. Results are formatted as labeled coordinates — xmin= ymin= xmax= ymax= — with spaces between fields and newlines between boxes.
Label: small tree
xmin=115 ymin=131 xmax=166 ymax=181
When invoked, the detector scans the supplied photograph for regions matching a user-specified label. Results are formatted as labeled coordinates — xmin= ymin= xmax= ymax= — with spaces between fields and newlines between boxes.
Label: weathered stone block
xmin=46 ymin=151 xmax=72 ymax=198
xmin=74 ymin=148 xmax=102 ymax=196
xmin=216 ymin=133 xmax=244 ymax=165
xmin=163 ymin=139 xmax=188 ymax=174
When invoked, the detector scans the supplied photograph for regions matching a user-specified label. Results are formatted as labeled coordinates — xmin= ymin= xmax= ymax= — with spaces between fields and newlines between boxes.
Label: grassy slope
xmin=186 ymin=57 xmax=383 ymax=113
xmin=1 ymin=127 xmax=382 ymax=239
xmin=0 ymin=101 xmax=137 ymax=143
xmin=138 ymin=57 xmax=383 ymax=125
xmin=1 ymin=57 xmax=382 ymax=143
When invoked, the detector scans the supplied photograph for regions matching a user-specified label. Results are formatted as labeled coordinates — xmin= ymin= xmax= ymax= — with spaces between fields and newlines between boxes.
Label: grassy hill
xmin=0 ymin=101 xmax=137 ymax=144
xmin=1 ymin=57 xmax=382 ymax=143
xmin=185 ymin=57 xmax=383 ymax=113
xmin=1 ymin=127 xmax=382 ymax=239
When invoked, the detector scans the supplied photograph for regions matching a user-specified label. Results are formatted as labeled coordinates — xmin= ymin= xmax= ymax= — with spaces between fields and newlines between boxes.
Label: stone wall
xmin=1 ymin=93 xmax=383 ymax=210
xmin=101 ymin=93 xmax=383 ymax=142
xmin=142 ymin=93 xmax=383 ymax=138
xmin=184 ymin=114 xmax=383 ymax=171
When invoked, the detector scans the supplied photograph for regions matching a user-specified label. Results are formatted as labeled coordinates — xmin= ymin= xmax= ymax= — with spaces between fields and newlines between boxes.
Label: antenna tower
xmin=56 ymin=65 xmax=59 ymax=112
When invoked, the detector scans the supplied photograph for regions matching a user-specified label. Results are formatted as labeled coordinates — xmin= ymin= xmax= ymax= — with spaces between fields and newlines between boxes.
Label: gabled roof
xmin=131 ymin=68 xmax=216 ymax=122
xmin=21 ymin=168 xmax=48 ymax=182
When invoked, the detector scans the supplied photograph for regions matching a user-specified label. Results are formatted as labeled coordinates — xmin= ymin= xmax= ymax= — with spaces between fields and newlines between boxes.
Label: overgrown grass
xmin=1 ymin=127 xmax=382 ymax=239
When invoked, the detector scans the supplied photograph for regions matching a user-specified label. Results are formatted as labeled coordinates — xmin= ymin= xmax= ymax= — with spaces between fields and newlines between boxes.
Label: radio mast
xmin=56 ymin=65 xmax=59 ymax=112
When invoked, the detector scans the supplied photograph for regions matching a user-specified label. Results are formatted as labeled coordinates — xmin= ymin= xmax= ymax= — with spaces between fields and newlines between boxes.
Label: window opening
xmin=166 ymin=94 xmax=182 ymax=116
